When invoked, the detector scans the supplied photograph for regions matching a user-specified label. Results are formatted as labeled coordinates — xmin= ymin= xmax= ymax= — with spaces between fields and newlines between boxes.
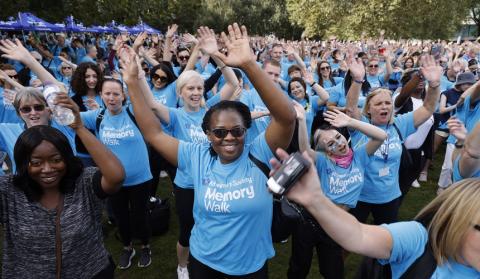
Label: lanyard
xmin=379 ymin=124 xmax=390 ymax=162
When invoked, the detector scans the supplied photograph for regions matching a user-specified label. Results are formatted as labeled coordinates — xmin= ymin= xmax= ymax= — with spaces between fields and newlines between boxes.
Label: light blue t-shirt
xmin=452 ymin=155 xmax=480 ymax=182
xmin=151 ymin=81 xmax=178 ymax=108
xmin=380 ymin=221 xmax=480 ymax=279
xmin=0 ymin=122 xmax=76 ymax=173
xmin=178 ymin=133 xmax=275 ymax=275
xmin=79 ymin=55 xmax=96 ymax=65
xmin=315 ymin=144 xmax=371 ymax=208
xmin=81 ymin=106 xmax=152 ymax=186
xmin=366 ymin=74 xmax=385 ymax=88
xmin=440 ymin=75 xmax=454 ymax=93
xmin=446 ymin=95 xmax=480 ymax=144
xmin=247 ymin=89 xmax=270 ymax=137
xmin=351 ymin=112 xmax=416 ymax=203
xmin=295 ymin=97 xmax=321 ymax=140
xmin=327 ymin=83 xmax=347 ymax=108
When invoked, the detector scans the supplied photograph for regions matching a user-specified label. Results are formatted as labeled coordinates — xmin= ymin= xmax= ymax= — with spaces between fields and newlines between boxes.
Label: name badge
xmin=379 ymin=167 xmax=390 ymax=177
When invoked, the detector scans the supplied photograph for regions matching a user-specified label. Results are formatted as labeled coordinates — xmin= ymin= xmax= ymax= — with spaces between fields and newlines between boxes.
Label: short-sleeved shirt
xmin=81 ymin=106 xmax=152 ymax=186
xmin=380 ymin=221 xmax=480 ymax=278
xmin=315 ymin=144 xmax=371 ymax=207
xmin=151 ymin=81 xmax=178 ymax=108
xmin=0 ymin=87 xmax=22 ymax=124
xmin=0 ymin=168 xmax=111 ymax=278
xmin=177 ymin=133 xmax=275 ymax=275
xmin=351 ymin=113 xmax=416 ymax=203
xmin=452 ymin=155 xmax=480 ymax=182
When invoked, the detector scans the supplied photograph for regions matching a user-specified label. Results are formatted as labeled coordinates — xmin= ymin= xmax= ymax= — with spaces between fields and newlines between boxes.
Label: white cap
xmin=267 ymin=177 xmax=284 ymax=195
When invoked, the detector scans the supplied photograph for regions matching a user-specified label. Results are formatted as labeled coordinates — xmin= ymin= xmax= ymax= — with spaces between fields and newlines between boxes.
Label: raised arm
xmin=197 ymin=26 xmax=239 ymax=101
xmin=324 ymin=109 xmax=387 ymax=155
xmin=382 ymin=48 xmax=393 ymax=83
xmin=163 ymin=24 xmax=177 ymax=62
xmin=413 ymin=55 xmax=442 ymax=128
xmin=345 ymin=57 xmax=366 ymax=120
xmin=285 ymin=45 xmax=307 ymax=71
xmin=394 ymin=71 xmax=422 ymax=109
xmin=0 ymin=39 xmax=57 ymax=84
xmin=273 ymin=149 xmax=393 ymax=259
xmin=55 ymin=93 xmax=125 ymax=194
xmin=57 ymin=56 xmax=78 ymax=71
xmin=448 ymin=118 xmax=480 ymax=179
xmin=0 ymin=69 xmax=25 ymax=91
xmin=303 ymin=70 xmax=329 ymax=105
xmin=294 ymin=102 xmax=317 ymax=161
xmin=215 ymin=24 xmax=296 ymax=151
xmin=120 ymin=47 xmax=179 ymax=166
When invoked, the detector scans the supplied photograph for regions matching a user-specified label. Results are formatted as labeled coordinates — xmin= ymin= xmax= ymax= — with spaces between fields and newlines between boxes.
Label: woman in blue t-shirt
xmin=123 ymin=24 xmax=296 ymax=278
xmin=315 ymin=60 xmax=344 ymax=89
xmin=149 ymin=63 xmax=178 ymax=108
xmin=345 ymin=55 xmax=442 ymax=225
xmin=272 ymin=150 xmax=480 ymax=279
xmin=288 ymin=105 xmax=386 ymax=279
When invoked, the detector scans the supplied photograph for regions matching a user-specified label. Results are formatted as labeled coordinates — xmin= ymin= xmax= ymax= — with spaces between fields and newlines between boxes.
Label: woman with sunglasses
xmin=128 ymin=28 xmax=239 ymax=278
xmin=345 ymin=55 xmax=442 ymax=225
xmin=124 ymin=23 xmax=296 ymax=278
xmin=272 ymin=149 xmax=480 ymax=279
xmin=315 ymin=60 xmax=343 ymax=89
xmin=0 ymin=104 xmax=125 ymax=278
xmin=365 ymin=53 xmax=393 ymax=89
xmin=287 ymin=103 xmax=386 ymax=279
xmin=149 ymin=62 xmax=178 ymax=108
xmin=56 ymin=61 xmax=75 ymax=94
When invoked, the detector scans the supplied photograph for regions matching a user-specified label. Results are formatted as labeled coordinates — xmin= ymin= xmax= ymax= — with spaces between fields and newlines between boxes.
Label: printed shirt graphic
xmin=380 ymin=221 xmax=480 ymax=279
xmin=351 ymin=112 xmax=416 ymax=203
xmin=151 ymin=81 xmax=178 ymax=108
xmin=315 ymin=144 xmax=371 ymax=208
xmin=177 ymin=133 xmax=275 ymax=275
xmin=81 ymin=105 xmax=152 ymax=186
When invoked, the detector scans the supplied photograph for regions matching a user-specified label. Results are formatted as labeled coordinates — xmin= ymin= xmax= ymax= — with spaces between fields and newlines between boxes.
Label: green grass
xmin=0 ymin=147 xmax=443 ymax=278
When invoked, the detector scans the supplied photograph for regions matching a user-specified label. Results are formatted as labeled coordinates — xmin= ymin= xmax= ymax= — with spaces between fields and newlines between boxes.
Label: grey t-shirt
xmin=0 ymin=167 xmax=110 ymax=278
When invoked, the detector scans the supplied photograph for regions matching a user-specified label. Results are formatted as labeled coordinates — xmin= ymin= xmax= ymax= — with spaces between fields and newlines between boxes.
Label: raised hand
xmin=166 ymin=24 xmax=178 ymax=38
xmin=197 ymin=26 xmax=219 ymax=56
xmin=0 ymin=39 xmax=34 ymax=63
xmin=118 ymin=46 xmax=141 ymax=84
xmin=303 ymin=70 xmax=314 ymax=85
xmin=323 ymin=109 xmax=352 ymax=128
xmin=133 ymin=31 xmax=148 ymax=51
xmin=348 ymin=57 xmax=365 ymax=80
xmin=420 ymin=55 xmax=442 ymax=83
xmin=85 ymin=97 xmax=100 ymax=110
xmin=292 ymin=101 xmax=306 ymax=120
xmin=182 ymin=33 xmax=198 ymax=45
xmin=151 ymin=34 xmax=159 ymax=45
xmin=112 ymin=35 xmax=124 ymax=51
xmin=447 ymin=117 xmax=467 ymax=141
xmin=54 ymin=92 xmax=84 ymax=130
xmin=217 ymin=23 xmax=254 ymax=68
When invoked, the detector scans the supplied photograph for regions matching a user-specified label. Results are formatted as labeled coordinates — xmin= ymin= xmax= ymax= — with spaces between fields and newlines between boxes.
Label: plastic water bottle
xmin=43 ymin=82 xmax=75 ymax=125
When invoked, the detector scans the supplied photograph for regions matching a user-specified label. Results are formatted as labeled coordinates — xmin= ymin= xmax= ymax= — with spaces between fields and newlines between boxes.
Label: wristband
xmin=310 ymin=82 xmax=317 ymax=87
xmin=428 ymin=81 xmax=440 ymax=89
xmin=455 ymin=142 xmax=464 ymax=149
xmin=353 ymin=79 xmax=364 ymax=84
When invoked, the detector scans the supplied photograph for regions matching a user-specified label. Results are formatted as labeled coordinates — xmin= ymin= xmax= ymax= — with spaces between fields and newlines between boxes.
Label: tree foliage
xmin=286 ymin=0 xmax=473 ymax=39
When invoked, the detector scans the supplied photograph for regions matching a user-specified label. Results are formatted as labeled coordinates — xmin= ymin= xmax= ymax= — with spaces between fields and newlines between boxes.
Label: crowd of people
xmin=0 ymin=21 xmax=479 ymax=279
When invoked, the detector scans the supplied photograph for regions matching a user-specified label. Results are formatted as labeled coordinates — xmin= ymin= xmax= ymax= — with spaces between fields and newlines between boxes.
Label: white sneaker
xmin=177 ymin=265 xmax=189 ymax=279
xmin=411 ymin=179 xmax=420 ymax=188
xmin=160 ymin=171 xmax=169 ymax=178
xmin=419 ymin=172 xmax=427 ymax=182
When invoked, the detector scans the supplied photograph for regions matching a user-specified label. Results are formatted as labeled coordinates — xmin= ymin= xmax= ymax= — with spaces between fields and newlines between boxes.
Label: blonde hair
xmin=175 ymin=70 xmax=204 ymax=96
xmin=361 ymin=88 xmax=394 ymax=124
xmin=13 ymin=87 xmax=47 ymax=115
xmin=415 ymin=178 xmax=480 ymax=265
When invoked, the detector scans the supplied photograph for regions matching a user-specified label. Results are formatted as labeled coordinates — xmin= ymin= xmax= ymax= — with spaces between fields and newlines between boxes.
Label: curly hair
xmin=70 ymin=62 xmax=103 ymax=111
xmin=12 ymin=125 xmax=83 ymax=202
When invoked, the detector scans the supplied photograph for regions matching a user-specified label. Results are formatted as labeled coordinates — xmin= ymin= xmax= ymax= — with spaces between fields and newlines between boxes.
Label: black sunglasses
xmin=19 ymin=104 xmax=45 ymax=113
xmin=178 ymin=55 xmax=190 ymax=61
xmin=8 ymin=74 xmax=19 ymax=79
xmin=320 ymin=66 xmax=331 ymax=70
xmin=152 ymin=74 xmax=168 ymax=83
xmin=62 ymin=66 xmax=72 ymax=70
xmin=368 ymin=64 xmax=379 ymax=68
xmin=210 ymin=127 xmax=246 ymax=139
xmin=475 ymin=224 xmax=480 ymax=232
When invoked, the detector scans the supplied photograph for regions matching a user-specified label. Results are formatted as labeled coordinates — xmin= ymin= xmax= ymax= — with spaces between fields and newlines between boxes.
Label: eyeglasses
xmin=62 ymin=66 xmax=72 ymax=69
xmin=368 ymin=64 xmax=379 ymax=68
xmin=19 ymin=104 xmax=46 ymax=113
xmin=320 ymin=66 xmax=331 ymax=71
xmin=8 ymin=74 xmax=19 ymax=79
xmin=178 ymin=55 xmax=190 ymax=61
xmin=152 ymin=74 xmax=168 ymax=83
xmin=210 ymin=127 xmax=246 ymax=139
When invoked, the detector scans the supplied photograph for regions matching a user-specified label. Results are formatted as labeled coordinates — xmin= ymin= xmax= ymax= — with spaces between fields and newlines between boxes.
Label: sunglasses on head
xmin=152 ymin=74 xmax=168 ymax=83
xmin=19 ymin=104 xmax=46 ymax=113
xmin=178 ymin=55 xmax=190 ymax=61
xmin=210 ymin=127 xmax=246 ymax=139
xmin=368 ymin=64 xmax=379 ymax=68
xmin=320 ymin=66 xmax=331 ymax=70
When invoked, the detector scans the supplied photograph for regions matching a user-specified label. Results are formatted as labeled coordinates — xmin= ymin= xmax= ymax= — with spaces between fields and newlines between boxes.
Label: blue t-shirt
xmin=351 ymin=113 xmax=416 ymax=203
xmin=315 ymin=144 xmax=371 ymax=208
xmin=80 ymin=55 xmax=96 ymax=65
xmin=0 ymin=121 xmax=76 ymax=173
xmin=247 ymin=89 xmax=271 ymax=137
xmin=366 ymin=74 xmax=385 ymax=88
xmin=327 ymin=83 xmax=347 ymax=108
xmin=81 ymin=106 xmax=152 ymax=186
xmin=440 ymin=75 xmax=454 ymax=93
xmin=0 ymin=88 xmax=22 ymax=124
xmin=452 ymin=155 xmax=480 ymax=182
xmin=80 ymin=95 xmax=104 ymax=110
xmin=295 ymin=97 xmax=321 ymax=140
xmin=380 ymin=221 xmax=480 ymax=279
xmin=178 ymin=133 xmax=275 ymax=275
xmin=447 ymin=95 xmax=480 ymax=144
xmin=151 ymin=81 xmax=178 ymax=108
